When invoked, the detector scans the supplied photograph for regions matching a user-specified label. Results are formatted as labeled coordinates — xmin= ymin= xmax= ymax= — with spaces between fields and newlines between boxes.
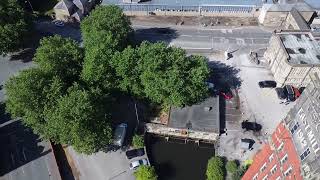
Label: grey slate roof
xmin=168 ymin=96 xmax=220 ymax=133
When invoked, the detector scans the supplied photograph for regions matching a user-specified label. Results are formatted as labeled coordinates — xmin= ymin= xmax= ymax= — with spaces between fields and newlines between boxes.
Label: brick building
xmin=284 ymin=72 xmax=320 ymax=179
xmin=264 ymin=31 xmax=320 ymax=87
xmin=242 ymin=122 xmax=302 ymax=180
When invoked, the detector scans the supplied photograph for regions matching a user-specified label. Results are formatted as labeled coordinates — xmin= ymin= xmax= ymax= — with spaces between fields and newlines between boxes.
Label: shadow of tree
xmin=208 ymin=61 xmax=242 ymax=90
xmin=134 ymin=27 xmax=178 ymax=45
xmin=10 ymin=48 xmax=35 ymax=63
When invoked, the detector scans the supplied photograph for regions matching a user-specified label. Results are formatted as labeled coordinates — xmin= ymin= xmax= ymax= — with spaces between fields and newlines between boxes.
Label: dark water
xmin=146 ymin=134 xmax=215 ymax=180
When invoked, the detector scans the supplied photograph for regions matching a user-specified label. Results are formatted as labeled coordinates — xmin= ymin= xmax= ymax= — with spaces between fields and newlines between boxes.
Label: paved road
xmin=0 ymin=57 xmax=61 ymax=180
xmin=133 ymin=24 xmax=272 ymax=51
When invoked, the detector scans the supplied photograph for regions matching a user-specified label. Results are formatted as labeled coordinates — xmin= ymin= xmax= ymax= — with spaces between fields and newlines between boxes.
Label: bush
xmin=132 ymin=134 xmax=144 ymax=148
xmin=226 ymin=160 xmax=238 ymax=174
xmin=134 ymin=165 xmax=157 ymax=180
xmin=232 ymin=165 xmax=248 ymax=180
xmin=206 ymin=156 xmax=225 ymax=180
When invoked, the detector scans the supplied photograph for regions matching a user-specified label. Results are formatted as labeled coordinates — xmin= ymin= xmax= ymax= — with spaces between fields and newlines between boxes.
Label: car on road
xmin=53 ymin=20 xmax=64 ymax=27
xmin=258 ymin=80 xmax=277 ymax=88
xmin=275 ymin=87 xmax=287 ymax=100
xmin=284 ymin=85 xmax=295 ymax=101
xmin=129 ymin=158 xmax=149 ymax=170
xmin=241 ymin=120 xmax=262 ymax=132
xmin=126 ymin=148 xmax=145 ymax=159
xmin=113 ymin=123 xmax=127 ymax=147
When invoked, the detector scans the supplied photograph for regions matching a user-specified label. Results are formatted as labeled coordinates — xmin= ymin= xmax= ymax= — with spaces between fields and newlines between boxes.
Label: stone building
xmin=258 ymin=2 xmax=314 ymax=27
xmin=264 ymin=30 xmax=320 ymax=87
xmin=284 ymin=72 xmax=320 ymax=179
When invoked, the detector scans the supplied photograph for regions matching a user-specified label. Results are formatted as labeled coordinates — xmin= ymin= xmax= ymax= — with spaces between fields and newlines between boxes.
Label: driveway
xmin=65 ymin=147 xmax=135 ymax=180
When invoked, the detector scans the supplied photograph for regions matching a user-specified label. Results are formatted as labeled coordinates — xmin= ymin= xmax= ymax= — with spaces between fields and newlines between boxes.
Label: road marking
xmin=22 ymin=147 xmax=27 ymax=161
xmin=0 ymin=119 xmax=19 ymax=128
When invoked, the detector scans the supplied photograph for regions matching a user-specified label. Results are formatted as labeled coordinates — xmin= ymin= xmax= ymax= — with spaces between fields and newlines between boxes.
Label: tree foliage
xmin=0 ymin=0 xmax=30 ymax=55
xmin=34 ymin=35 xmax=84 ymax=84
xmin=231 ymin=165 xmax=248 ymax=180
xmin=206 ymin=156 xmax=225 ymax=180
xmin=134 ymin=165 xmax=158 ymax=180
xmin=5 ymin=35 xmax=112 ymax=154
xmin=132 ymin=134 xmax=144 ymax=148
xmin=81 ymin=5 xmax=132 ymax=90
xmin=226 ymin=160 xmax=238 ymax=174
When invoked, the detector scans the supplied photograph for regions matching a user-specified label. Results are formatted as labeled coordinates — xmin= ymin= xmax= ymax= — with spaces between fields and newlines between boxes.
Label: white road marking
xmin=22 ymin=147 xmax=27 ymax=161
xmin=10 ymin=153 xmax=15 ymax=167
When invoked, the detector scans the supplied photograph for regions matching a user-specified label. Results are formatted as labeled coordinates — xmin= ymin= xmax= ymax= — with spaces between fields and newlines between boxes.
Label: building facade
xmin=264 ymin=31 xmax=320 ymax=87
xmin=284 ymin=73 xmax=320 ymax=179
xmin=242 ymin=122 xmax=302 ymax=180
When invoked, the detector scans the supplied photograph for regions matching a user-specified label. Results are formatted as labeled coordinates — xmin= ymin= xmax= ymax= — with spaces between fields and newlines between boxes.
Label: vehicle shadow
xmin=134 ymin=27 xmax=178 ymax=45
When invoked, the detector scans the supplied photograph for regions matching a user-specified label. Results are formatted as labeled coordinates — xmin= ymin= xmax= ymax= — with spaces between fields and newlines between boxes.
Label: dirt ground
xmin=130 ymin=15 xmax=258 ymax=27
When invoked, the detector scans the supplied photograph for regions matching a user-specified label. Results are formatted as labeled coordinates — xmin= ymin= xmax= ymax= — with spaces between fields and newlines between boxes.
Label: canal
xmin=145 ymin=134 xmax=215 ymax=180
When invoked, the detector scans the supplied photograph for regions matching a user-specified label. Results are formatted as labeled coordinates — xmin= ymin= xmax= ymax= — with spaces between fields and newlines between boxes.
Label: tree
xmin=134 ymin=165 xmax=157 ymax=180
xmin=226 ymin=160 xmax=238 ymax=174
xmin=206 ymin=156 xmax=225 ymax=180
xmin=132 ymin=134 xmax=144 ymax=148
xmin=137 ymin=42 xmax=209 ymax=107
xmin=0 ymin=0 xmax=30 ymax=55
xmin=231 ymin=165 xmax=248 ymax=180
xmin=81 ymin=5 xmax=132 ymax=90
xmin=111 ymin=46 xmax=144 ymax=97
xmin=34 ymin=35 xmax=84 ymax=84
xmin=45 ymin=84 xmax=113 ymax=154
xmin=5 ymin=68 xmax=64 ymax=135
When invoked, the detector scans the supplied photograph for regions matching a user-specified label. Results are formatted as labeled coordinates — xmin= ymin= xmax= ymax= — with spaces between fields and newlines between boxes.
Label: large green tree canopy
xmin=0 ymin=0 xmax=30 ymax=55
xmin=5 ymin=35 xmax=112 ymax=154
xmin=81 ymin=5 xmax=132 ymax=90
xmin=112 ymin=42 xmax=210 ymax=107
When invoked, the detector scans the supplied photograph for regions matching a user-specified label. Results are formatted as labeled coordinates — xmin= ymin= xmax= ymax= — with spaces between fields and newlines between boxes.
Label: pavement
xmin=0 ymin=56 xmax=61 ymax=180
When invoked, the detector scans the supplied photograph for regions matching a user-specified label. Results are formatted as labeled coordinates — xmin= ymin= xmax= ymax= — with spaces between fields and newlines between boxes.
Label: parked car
xmin=113 ymin=123 xmax=127 ymax=147
xmin=275 ymin=87 xmax=287 ymax=100
xmin=53 ymin=20 xmax=64 ymax=27
xmin=258 ymin=81 xmax=277 ymax=88
xmin=293 ymin=87 xmax=301 ymax=99
xmin=284 ymin=85 xmax=295 ymax=101
xmin=129 ymin=158 xmax=149 ymax=170
xmin=241 ymin=120 xmax=262 ymax=132
xmin=126 ymin=148 xmax=145 ymax=159
xmin=220 ymin=91 xmax=233 ymax=100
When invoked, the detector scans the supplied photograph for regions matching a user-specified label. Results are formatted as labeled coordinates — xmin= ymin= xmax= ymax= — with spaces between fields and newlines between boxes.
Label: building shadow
xmin=10 ymin=48 xmax=35 ymax=63
xmin=0 ymin=120 xmax=52 ymax=176
xmin=0 ymin=102 xmax=11 ymax=125
xmin=52 ymin=144 xmax=75 ymax=180
xmin=134 ymin=27 xmax=178 ymax=45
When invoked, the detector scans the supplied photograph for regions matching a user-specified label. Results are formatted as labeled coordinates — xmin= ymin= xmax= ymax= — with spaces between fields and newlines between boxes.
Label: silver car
xmin=113 ymin=123 xmax=127 ymax=147
xmin=129 ymin=158 xmax=149 ymax=170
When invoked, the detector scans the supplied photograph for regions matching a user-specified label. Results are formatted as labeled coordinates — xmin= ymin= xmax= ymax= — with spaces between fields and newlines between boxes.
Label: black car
xmin=258 ymin=81 xmax=277 ymax=88
xmin=125 ymin=148 xmax=145 ymax=159
xmin=284 ymin=85 xmax=295 ymax=102
xmin=241 ymin=120 xmax=262 ymax=132
xmin=275 ymin=87 xmax=287 ymax=100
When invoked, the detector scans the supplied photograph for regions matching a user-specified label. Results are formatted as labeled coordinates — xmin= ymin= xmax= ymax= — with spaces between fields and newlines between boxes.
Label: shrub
xmin=226 ymin=160 xmax=238 ymax=174
xmin=206 ymin=156 xmax=225 ymax=180
xmin=134 ymin=165 xmax=157 ymax=180
xmin=132 ymin=134 xmax=144 ymax=148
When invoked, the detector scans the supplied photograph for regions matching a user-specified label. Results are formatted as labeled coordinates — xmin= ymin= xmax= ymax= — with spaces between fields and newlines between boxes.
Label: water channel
xmin=145 ymin=134 xmax=215 ymax=180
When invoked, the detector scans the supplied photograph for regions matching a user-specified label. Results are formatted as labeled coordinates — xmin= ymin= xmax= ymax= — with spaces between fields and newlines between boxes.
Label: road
xmin=0 ymin=56 xmax=61 ymax=180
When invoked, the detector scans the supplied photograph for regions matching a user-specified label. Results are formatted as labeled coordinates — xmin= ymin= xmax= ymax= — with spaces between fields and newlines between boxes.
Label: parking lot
xmin=213 ymin=49 xmax=296 ymax=162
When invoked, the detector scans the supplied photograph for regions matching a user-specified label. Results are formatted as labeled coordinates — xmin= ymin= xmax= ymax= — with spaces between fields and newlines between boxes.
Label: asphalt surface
xmin=0 ymin=56 xmax=61 ymax=180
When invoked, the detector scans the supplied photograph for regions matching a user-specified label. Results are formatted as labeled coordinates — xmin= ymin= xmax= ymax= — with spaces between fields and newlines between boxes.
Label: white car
xmin=129 ymin=158 xmax=149 ymax=170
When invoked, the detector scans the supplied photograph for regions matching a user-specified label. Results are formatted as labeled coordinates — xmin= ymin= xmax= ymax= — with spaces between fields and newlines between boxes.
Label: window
xmin=281 ymin=154 xmax=288 ymax=164
xmin=284 ymin=167 xmax=292 ymax=176
xmin=262 ymin=174 xmax=268 ymax=180
xmin=300 ymin=148 xmax=311 ymax=161
xmin=278 ymin=142 xmax=284 ymax=151
xmin=269 ymin=154 xmax=274 ymax=162
xmin=252 ymin=174 xmax=258 ymax=180
xmin=270 ymin=165 xmax=277 ymax=174
xmin=290 ymin=122 xmax=300 ymax=134
xmin=260 ymin=163 xmax=267 ymax=172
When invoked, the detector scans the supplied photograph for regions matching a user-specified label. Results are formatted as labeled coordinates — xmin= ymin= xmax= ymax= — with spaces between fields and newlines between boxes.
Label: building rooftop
xmin=103 ymin=0 xmax=264 ymax=7
xmin=279 ymin=33 xmax=320 ymax=65
xmin=168 ymin=96 xmax=220 ymax=133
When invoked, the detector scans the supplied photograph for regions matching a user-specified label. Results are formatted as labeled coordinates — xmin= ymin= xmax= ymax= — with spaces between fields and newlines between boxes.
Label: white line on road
xmin=22 ymin=147 xmax=27 ymax=161
xmin=0 ymin=119 xmax=19 ymax=128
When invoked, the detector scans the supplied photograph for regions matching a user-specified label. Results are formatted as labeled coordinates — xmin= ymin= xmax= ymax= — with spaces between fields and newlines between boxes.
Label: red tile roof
xmin=242 ymin=122 xmax=302 ymax=180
